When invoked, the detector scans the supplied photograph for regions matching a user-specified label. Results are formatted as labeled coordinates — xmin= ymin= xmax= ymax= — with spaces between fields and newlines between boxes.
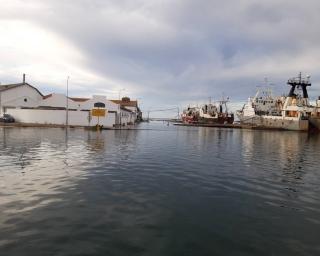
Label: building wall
xmin=0 ymin=85 xmax=43 ymax=115
xmin=39 ymin=93 xmax=80 ymax=109
xmin=80 ymin=95 xmax=119 ymax=112
xmin=119 ymin=111 xmax=137 ymax=125
xmin=122 ymin=106 xmax=137 ymax=123
xmin=125 ymin=106 xmax=137 ymax=112
xmin=1 ymin=85 xmax=121 ymax=127
xmin=120 ymin=110 xmax=130 ymax=125
xmin=7 ymin=109 xmax=116 ymax=127
xmin=90 ymin=111 xmax=116 ymax=127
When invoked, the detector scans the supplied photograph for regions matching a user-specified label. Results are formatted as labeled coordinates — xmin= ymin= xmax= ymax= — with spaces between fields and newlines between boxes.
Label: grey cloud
xmin=1 ymin=0 xmax=320 ymax=111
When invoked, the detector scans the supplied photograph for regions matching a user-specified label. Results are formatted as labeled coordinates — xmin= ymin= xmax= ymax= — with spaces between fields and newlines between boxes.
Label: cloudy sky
xmin=1 ymin=0 xmax=320 ymax=116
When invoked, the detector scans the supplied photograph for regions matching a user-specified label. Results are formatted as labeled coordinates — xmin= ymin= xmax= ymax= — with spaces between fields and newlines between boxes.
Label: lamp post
xmin=136 ymin=98 xmax=142 ymax=122
xmin=118 ymin=88 xmax=125 ymax=127
xmin=0 ymin=91 xmax=2 ymax=117
xmin=66 ymin=76 xmax=69 ymax=127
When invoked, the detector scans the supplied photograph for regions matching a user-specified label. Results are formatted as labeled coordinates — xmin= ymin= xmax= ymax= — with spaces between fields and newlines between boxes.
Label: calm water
xmin=0 ymin=123 xmax=320 ymax=256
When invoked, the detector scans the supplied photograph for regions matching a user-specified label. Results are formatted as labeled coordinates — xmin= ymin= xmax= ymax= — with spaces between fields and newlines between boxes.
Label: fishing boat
xmin=236 ymin=87 xmax=283 ymax=124
xmin=309 ymin=97 xmax=320 ymax=130
xmin=181 ymin=106 xmax=199 ymax=124
xmin=237 ymin=74 xmax=311 ymax=131
xmin=181 ymin=99 xmax=234 ymax=124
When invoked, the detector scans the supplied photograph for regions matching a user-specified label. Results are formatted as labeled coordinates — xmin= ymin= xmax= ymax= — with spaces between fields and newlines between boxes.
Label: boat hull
xmin=309 ymin=117 xmax=320 ymax=130
xmin=198 ymin=115 xmax=234 ymax=124
xmin=238 ymin=115 xmax=309 ymax=131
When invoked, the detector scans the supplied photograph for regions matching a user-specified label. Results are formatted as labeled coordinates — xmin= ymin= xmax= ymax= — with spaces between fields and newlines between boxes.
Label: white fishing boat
xmin=236 ymin=87 xmax=283 ymax=123
xmin=310 ymin=97 xmax=320 ymax=130
xmin=237 ymin=74 xmax=311 ymax=131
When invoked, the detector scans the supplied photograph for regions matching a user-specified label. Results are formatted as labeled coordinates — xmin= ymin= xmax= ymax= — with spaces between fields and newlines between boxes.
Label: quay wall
xmin=6 ymin=109 xmax=116 ymax=127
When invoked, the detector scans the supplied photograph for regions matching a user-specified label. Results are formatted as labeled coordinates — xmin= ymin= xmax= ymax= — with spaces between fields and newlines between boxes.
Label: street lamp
xmin=118 ymin=88 xmax=125 ymax=101
xmin=66 ymin=76 xmax=70 ymax=127
xmin=118 ymin=88 xmax=125 ymax=127
xmin=135 ymin=98 xmax=142 ymax=122
xmin=0 ymin=90 xmax=2 ymax=116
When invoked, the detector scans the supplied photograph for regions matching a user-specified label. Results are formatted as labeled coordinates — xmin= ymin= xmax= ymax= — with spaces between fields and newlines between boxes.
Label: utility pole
xmin=66 ymin=76 xmax=69 ymax=128
xmin=0 ymin=91 xmax=2 ymax=116
xmin=118 ymin=88 xmax=125 ymax=127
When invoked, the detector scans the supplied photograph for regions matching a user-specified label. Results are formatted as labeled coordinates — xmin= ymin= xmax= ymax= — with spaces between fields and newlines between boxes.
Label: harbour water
xmin=0 ymin=123 xmax=320 ymax=256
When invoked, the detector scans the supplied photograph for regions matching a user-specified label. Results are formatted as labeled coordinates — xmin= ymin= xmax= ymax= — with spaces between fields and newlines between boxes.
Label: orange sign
xmin=92 ymin=109 xmax=106 ymax=117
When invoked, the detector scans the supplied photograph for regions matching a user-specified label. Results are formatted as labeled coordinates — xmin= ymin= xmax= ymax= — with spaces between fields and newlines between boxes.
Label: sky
xmin=1 ymin=0 xmax=320 ymax=117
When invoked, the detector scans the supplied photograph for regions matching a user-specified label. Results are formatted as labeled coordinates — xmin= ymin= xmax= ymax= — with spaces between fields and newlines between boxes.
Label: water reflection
xmin=239 ymin=129 xmax=320 ymax=214
xmin=0 ymin=125 xmax=320 ymax=256
xmin=240 ymin=130 xmax=311 ymax=180
xmin=86 ymin=131 xmax=106 ymax=152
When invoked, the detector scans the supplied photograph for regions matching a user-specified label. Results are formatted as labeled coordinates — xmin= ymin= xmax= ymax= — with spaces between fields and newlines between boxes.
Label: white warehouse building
xmin=0 ymin=82 xmax=43 ymax=115
xmin=0 ymin=77 xmax=139 ymax=128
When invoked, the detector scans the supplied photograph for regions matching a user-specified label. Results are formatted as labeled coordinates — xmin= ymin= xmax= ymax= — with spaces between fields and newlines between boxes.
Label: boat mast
xmin=287 ymin=72 xmax=311 ymax=99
